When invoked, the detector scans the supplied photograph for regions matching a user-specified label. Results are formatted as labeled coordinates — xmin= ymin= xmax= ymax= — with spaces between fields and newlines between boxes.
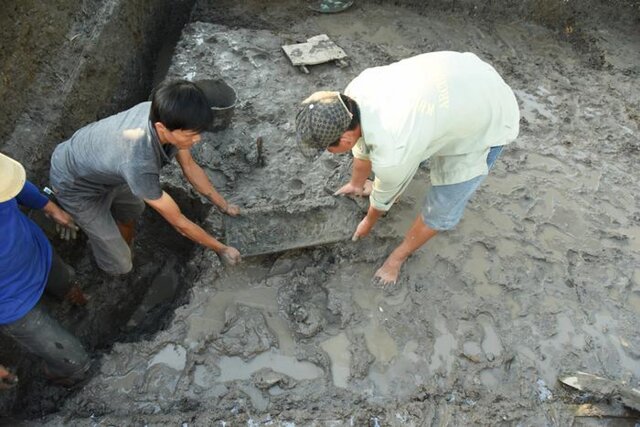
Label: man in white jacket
xmin=295 ymin=51 xmax=520 ymax=285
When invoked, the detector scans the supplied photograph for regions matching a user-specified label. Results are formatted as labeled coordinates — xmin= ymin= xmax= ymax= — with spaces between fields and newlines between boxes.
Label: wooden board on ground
xmin=560 ymin=371 xmax=640 ymax=412
xmin=282 ymin=34 xmax=348 ymax=69
xmin=308 ymin=0 xmax=354 ymax=13
xmin=224 ymin=196 xmax=360 ymax=257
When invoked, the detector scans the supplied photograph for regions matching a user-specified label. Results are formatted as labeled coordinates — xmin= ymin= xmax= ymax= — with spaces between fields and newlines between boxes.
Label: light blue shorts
xmin=422 ymin=146 xmax=503 ymax=231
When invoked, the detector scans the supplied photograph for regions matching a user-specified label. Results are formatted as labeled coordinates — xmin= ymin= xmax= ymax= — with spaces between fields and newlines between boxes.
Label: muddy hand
xmin=334 ymin=179 xmax=373 ymax=197
xmin=55 ymin=223 xmax=79 ymax=240
xmin=219 ymin=246 xmax=241 ymax=266
xmin=0 ymin=365 xmax=18 ymax=390
xmin=44 ymin=201 xmax=79 ymax=240
xmin=224 ymin=203 xmax=241 ymax=217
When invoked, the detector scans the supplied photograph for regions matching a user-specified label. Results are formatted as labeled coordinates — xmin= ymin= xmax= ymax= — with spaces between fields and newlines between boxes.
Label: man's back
xmin=50 ymin=101 xmax=174 ymax=201
xmin=346 ymin=51 xmax=520 ymax=165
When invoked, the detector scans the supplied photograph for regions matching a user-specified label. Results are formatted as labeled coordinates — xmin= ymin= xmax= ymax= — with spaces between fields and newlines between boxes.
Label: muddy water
xmin=39 ymin=0 xmax=640 ymax=424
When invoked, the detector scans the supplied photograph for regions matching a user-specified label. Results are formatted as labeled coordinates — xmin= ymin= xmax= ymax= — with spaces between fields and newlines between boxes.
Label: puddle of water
xmin=217 ymin=350 xmax=323 ymax=382
xmin=148 ymin=343 xmax=187 ymax=371
xmin=320 ymin=332 xmax=351 ymax=388
xmin=353 ymin=286 xmax=380 ymax=312
xmin=186 ymin=286 xmax=295 ymax=354
xmin=428 ymin=317 xmax=457 ymax=374
xmin=361 ymin=319 xmax=398 ymax=365
xmin=513 ymin=89 xmax=559 ymax=124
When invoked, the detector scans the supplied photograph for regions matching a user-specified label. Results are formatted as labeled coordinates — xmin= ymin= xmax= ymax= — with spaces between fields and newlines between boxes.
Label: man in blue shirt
xmin=0 ymin=153 xmax=90 ymax=385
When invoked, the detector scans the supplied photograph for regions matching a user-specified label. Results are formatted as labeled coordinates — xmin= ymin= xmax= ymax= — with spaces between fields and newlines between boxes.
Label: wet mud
xmin=1 ymin=0 xmax=639 ymax=425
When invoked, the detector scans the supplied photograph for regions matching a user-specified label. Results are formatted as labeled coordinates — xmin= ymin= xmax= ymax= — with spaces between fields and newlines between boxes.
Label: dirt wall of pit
xmin=0 ymin=0 xmax=195 ymax=416
xmin=0 ymin=0 xmax=195 ymax=181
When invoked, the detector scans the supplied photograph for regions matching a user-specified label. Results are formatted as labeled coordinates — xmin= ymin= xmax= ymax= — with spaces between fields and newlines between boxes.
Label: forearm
xmin=173 ymin=214 xmax=226 ymax=252
xmin=184 ymin=165 xmax=228 ymax=210
xmin=16 ymin=180 xmax=49 ymax=209
xmin=350 ymin=158 xmax=372 ymax=188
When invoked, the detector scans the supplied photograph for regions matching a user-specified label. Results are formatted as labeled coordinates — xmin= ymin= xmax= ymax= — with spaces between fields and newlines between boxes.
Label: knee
xmin=422 ymin=203 xmax=463 ymax=231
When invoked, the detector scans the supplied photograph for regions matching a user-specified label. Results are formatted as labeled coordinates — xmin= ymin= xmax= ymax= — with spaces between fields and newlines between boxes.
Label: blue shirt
xmin=0 ymin=180 xmax=52 ymax=324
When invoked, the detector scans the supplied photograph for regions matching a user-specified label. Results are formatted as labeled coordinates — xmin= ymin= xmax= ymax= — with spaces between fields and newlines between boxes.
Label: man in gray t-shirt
xmin=50 ymin=80 xmax=241 ymax=275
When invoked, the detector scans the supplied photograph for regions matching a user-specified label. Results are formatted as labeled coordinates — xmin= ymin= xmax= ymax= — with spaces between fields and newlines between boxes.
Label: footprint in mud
xmin=289 ymin=178 xmax=304 ymax=191
xmin=477 ymin=313 xmax=504 ymax=362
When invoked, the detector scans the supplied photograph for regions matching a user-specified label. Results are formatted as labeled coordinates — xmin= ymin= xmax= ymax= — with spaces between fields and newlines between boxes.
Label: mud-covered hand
xmin=219 ymin=246 xmax=241 ymax=266
xmin=334 ymin=179 xmax=373 ymax=197
xmin=0 ymin=365 xmax=18 ymax=390
xmin=352 ymin=216 xmax=375 ymax=241
xmin=221 ymin=203 xmax=241 ymax=217
xmin=43 ymin=201 xmax=79 ymax=240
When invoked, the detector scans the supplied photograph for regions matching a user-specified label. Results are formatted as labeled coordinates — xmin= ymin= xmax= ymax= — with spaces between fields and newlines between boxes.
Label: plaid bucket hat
xmin=0 ymin=153 xmax=26 ymax=203
xmin=295 ymin=91 xmax=352 ymax=159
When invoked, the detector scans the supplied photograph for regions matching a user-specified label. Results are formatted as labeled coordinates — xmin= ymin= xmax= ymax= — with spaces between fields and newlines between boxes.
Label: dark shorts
xmin=0 ymin=252 xmax=90 ymax=380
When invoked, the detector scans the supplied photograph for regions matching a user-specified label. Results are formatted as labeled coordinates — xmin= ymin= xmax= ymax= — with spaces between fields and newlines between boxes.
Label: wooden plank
xmin=282 ymin=34 xmax=348 ymax=67
xmin=560 ymin=371 xmax=640 ymax=412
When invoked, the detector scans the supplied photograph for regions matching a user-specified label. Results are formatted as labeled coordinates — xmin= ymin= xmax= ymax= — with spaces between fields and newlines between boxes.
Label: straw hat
xmin=0 ymin=153 xmax=26 ymax=203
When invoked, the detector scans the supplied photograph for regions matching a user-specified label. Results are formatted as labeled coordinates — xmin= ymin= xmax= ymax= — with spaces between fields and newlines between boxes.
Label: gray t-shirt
xmin=50 ymin=101 xmax=177 ymax=201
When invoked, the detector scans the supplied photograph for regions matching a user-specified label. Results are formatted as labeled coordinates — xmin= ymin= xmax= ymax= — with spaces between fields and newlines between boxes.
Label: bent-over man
xmin=295 ymin=51 xmax=520 ymax=284
xmin=50 ymin=80 xmax=241 ymax=275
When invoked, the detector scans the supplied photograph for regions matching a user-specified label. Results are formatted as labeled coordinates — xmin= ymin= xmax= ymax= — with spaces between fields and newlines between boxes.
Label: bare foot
xmin=373 ymin=255 xmax=406 ymax=286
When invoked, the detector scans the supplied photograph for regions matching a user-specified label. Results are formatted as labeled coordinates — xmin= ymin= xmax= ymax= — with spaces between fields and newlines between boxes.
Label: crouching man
xmin=295 ymin=51 xmax=520 ymax=285
xmin=1 ymin=153 xmax=89 ymax=385
xmin=49 ymin=80 xmax=241 ymax=275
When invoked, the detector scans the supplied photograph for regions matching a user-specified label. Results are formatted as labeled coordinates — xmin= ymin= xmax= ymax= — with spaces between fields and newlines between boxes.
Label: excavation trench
xmin=1 ymin=0 xmax=640 ymax=424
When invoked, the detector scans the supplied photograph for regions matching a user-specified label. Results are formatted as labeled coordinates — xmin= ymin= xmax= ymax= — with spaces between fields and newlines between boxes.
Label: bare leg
xmin=116 ymin=220 xmax=135 ymax=247
xmin=374 ymin=214 xmax=438 ymax=285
